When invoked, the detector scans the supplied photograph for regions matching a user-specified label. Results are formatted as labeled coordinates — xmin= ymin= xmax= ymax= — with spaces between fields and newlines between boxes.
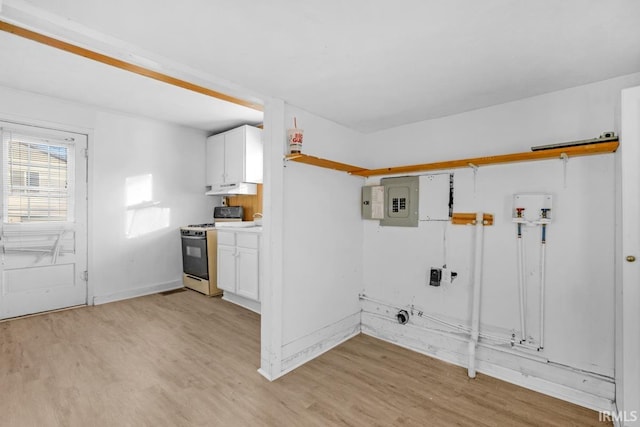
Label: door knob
xmin=627 ymin=255 xmax=636 ymax=262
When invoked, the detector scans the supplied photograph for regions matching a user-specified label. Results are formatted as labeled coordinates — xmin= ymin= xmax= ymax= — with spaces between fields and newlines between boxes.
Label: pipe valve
xmin=540 ymin=208 xmax=551 ymax=219
xmin=515 ymin=207 xmax=525 ymax=218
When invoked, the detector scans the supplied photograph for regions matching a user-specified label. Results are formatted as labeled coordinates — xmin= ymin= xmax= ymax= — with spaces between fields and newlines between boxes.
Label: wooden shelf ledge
xmin=285 ymin=153 xmax=368 ymax=174
xmin=284 ymin=140 xmax=619 ymax=178
xmin=351 ymin=141 xmax=619 ymax=177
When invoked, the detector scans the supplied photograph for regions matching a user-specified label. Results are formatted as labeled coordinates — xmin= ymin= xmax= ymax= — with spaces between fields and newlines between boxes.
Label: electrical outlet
xmin=429 ymin=268 xmax=442 ymax=286
xmin=431 ymin=267 xmax=458 ymax=286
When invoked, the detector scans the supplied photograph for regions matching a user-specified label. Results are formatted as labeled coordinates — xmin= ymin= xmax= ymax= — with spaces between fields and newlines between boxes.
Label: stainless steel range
xmin=180 ymin=207 xmax=244 ymax=295
xmin=181 ymin=224 xmax=215 ymax=281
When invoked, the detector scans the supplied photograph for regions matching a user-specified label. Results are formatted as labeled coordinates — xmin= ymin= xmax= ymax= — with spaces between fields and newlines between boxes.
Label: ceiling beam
xmin=0 ymin=20 xmax=263 ymax=112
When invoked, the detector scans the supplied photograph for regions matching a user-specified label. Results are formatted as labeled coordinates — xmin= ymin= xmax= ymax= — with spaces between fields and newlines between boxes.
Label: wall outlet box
xmin=513 ymin=194 xmax=553 ymax=224
xmin=430 ymin=267 xmax=457 ymax=286
xmin=430 ymin=268 xmax=442 ymax=286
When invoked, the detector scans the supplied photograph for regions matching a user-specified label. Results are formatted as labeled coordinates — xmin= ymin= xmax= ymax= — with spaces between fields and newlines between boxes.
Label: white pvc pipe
xmin=363 ymin=311 xmax=551 ymax=365
xmin=468 ymin=212 xmax=484 ymax=379
xmin=539 ymin=238 xmax=547 ymax=349
xmin=360 ymin=294 xmax=512 ymax=345
xmin=359 ymin=294 xmax=468 ymax=332
xmin=516 ymin=231 xmax=527 ymax=342
xmin=480 ymin=342 xmax=550 ymax=364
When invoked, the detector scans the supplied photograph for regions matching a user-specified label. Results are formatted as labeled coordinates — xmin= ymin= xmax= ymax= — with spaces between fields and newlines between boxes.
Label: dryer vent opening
xmin=396 ymin=310 xmax=409 ymax=325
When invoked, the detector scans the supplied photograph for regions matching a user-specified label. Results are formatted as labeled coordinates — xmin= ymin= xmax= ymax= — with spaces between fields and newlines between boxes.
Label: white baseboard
xmin=92 ymin=280 xmax=183 ymax=305
xmin=257 ymin=368 xmax=275 ymax=381
xmin=277 ymin=311 xmax=361 ymax=378
xmin=611 ymin=401 xmax=622 ymax=427
xmin=222 ymin=292 xmax=261 ymax=314
xmin=362 ymin=311 xmax=614 ymax=412
xmin=476 ymin=357 xmax=613 ymax=412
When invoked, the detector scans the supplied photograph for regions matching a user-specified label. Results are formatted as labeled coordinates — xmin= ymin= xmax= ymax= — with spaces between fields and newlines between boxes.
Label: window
xmin=11 ymin=170 xmax=40 ymax=190
xmin=3 ymin=131 xmax=74 ymax=223
xmin=27 ymin=171 xmax=40 ymax=188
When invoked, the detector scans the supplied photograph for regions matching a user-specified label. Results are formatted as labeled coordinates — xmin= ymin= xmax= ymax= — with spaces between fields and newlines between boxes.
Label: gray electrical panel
xmin=380 ymin=176 xmax=419 ymax=227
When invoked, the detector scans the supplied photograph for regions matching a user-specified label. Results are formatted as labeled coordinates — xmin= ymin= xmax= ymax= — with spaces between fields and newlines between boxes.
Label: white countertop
xmin=214 ymin=220 xmax=256 ymax=228
xmin=216 ymin=226 xmax=262 ymax=234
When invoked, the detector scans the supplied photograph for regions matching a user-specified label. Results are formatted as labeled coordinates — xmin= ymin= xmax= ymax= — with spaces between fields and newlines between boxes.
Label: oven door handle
xmin=181 ymin=235 xmax=206 ymax=240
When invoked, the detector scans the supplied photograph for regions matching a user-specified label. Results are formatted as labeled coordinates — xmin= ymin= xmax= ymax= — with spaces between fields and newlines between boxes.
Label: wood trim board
xmin=451 ymin=213 xmax=494 ymax=226
xmin=284 ymin=141 xmax=618 ymax=178
xmin=0 ymin=20 xmax=263 ymax=112
xmin=351 ymin=141 xmax=619 ymax=177
xmin=285 ymin=153 xmax=368 ymax=174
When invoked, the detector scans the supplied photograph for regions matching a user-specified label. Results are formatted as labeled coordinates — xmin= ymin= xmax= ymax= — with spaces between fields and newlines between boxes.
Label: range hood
xmin=206 ymin=182 xmax=257 ymax=196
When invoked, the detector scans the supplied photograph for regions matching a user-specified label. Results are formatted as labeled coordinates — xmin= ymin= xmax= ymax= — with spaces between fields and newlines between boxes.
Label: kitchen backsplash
xmin=226 ymin=184 xmax=263 ymax=221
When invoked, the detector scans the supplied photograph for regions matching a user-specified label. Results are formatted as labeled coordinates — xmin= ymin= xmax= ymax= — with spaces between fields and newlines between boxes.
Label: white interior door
xmin=620 ymin=86 xmax=640 ymax=424
xmin=0 ymin=121 xmax=87 ymax=320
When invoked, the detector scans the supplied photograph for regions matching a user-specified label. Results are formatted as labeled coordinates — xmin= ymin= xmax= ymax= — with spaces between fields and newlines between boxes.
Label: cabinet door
xmin=244 ymin=126 xmax=263 ymax=184
xmin=224 ymin=127 xmax=245 ymax=184
xmin=206 ymin=134 xmax=226 ymax=186
xmin=236 ymin=247 xmax=259 ymax=301
xmin=217 ymin=245 xmax=236 ymax=292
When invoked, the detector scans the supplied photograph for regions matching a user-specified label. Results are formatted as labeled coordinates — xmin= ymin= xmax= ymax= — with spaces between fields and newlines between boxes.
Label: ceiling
xmin=1 ymin=0 xmax=640 ymax=134
xmin=0 ymin=30 xmax=264 ymax=133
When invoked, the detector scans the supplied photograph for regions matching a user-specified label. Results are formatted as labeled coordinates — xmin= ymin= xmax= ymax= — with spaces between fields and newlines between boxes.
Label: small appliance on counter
xmin=180 ymin=206 xmax=245 ymax=295
xmin=213 ymin=206 xmax=244 ymax=222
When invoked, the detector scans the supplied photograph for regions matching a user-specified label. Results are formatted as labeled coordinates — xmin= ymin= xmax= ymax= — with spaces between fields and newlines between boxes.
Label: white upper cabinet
xmin=206 ymin=125 xmax=263 ymax=189
xmin=223 ymin=127 xmax=245 ymax=184
xmin=206 ymin=133 xmax=225 ymax=187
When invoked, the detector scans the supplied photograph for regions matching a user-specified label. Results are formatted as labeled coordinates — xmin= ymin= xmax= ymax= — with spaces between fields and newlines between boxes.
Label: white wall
xmin=358 ymin=72 xmax=640 ymax=410
xmin=361 ymin=73 xmax=640 ymax=167
xmin=0 ymin=85 xmax=211 ymax=303
xmin=362 ymin=158 xmax=614 ymax=369
xmin=278 ymin=105 xmax=364 ymax=373
xmin=91 ymin=112 xmax=210 ymax=302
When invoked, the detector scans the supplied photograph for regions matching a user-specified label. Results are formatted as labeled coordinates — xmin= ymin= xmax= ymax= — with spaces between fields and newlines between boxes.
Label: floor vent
xmin=160 ymin=288 xmax=187 ymax=296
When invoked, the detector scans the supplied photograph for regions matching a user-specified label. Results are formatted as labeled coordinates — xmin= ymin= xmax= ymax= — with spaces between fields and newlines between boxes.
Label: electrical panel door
xmin=362 ymin=185 xmax=384 ymax=219
xmin=418 ymin=173 xmax=453 ymax=221
xmin=380 ymin=176 xmax=419 ymax=227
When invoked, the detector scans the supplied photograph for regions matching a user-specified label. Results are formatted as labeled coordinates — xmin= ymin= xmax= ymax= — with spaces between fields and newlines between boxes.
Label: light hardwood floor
xmin=0 ymin=289 xmax=608 ymax=426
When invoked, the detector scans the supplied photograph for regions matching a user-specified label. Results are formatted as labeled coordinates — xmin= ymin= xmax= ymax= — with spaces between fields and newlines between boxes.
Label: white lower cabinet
xmin=217 ymin=230 xmax=260 ymax=310
xmin=236 ymin=246 xmax=259 ymax=300
xmin=217 ymin=244 xmax=237 ymax=292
